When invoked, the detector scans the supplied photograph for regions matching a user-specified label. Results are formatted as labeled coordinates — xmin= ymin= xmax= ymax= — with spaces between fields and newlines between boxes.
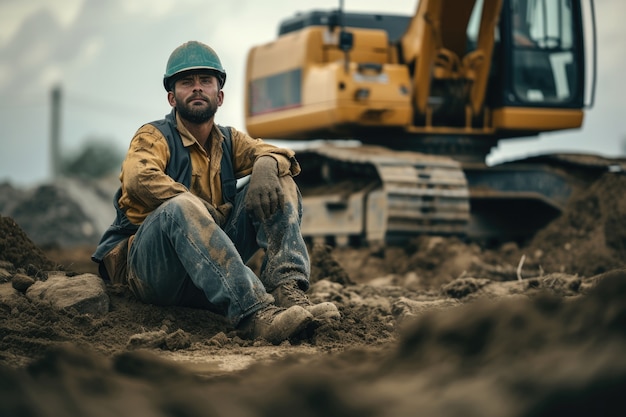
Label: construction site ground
xmin=1 ymin=171 xmax=625 ymax=416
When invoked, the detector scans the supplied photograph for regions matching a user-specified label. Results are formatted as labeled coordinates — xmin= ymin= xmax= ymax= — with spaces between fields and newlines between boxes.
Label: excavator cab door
xmin=498 ymin=0 xmax=587 ymax=109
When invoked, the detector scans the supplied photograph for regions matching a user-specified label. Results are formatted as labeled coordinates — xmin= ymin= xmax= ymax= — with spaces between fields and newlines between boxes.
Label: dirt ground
xmin=1 ymin=172 xmax=626 ymax=416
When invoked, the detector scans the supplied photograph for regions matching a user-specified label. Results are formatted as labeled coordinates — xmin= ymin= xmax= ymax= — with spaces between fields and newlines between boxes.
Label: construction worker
xmin=92 ymin=41 xmax=339 ymax=345
xmin=512 ymin=2 xmax=535 ymax=47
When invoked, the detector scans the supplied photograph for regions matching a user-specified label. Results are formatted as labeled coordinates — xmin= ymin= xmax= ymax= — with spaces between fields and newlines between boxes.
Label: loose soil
xmin=1 ymin=172 xmax=626 ymax=417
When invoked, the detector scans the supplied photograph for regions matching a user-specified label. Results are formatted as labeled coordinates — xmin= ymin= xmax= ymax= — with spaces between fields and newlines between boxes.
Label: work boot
xmin=238 ymin=305 xmax=313 ymax=345
xmin=272 ymin=280 xmax=340 ymax=320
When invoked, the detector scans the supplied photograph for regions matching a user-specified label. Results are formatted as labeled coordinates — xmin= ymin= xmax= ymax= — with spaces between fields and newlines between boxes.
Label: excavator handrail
xmin=585 ymin=0 xmax=597 ymax=108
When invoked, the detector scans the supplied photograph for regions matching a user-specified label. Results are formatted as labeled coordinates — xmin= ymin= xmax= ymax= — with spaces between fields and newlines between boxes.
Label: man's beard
xmin=175 ymin=94 xmax=218 ymax=123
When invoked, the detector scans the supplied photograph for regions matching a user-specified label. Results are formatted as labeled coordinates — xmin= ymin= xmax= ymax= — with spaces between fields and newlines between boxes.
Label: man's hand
xmin=245 ymin=156 xmax=285 ymax=221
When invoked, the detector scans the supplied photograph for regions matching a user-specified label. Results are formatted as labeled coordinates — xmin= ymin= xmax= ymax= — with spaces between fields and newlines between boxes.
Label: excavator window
xmin=249 ymin=69 xmax=302 ymax=116
xmin=508 ymin=0 xmax=584 ymax=107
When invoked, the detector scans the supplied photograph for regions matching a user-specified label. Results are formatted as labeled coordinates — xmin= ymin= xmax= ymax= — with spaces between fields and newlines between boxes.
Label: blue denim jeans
xmin=126 ymin=176 xmax=310 ymax=325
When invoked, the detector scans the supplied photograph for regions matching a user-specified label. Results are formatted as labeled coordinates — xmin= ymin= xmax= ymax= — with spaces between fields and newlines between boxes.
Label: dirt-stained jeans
xmin=126 ymin=176 xmax=310 ymax=326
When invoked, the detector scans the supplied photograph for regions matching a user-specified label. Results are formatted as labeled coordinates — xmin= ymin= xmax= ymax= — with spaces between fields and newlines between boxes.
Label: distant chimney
xmin=50 ymin=85 xmax=62 ymax=179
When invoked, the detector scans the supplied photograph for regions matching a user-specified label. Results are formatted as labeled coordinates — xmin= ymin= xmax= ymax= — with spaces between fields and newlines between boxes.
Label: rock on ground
xmin=25 ymin=273 xmax=109 ymax=316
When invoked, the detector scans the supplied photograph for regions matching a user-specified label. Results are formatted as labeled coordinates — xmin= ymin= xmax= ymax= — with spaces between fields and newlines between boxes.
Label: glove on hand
xmin=202 ymin=200 xmax=233 ymax=228
xmin=245 ymin=156 xmax=285 ymax=221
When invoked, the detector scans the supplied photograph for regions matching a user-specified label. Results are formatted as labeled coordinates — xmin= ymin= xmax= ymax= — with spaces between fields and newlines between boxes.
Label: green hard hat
xmin=163 ymin=41 xmax=226 ymax=91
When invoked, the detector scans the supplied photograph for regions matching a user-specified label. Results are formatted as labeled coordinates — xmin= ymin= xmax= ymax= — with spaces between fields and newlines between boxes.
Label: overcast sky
xmin=1 ymin=0 xmax=624 ymax=187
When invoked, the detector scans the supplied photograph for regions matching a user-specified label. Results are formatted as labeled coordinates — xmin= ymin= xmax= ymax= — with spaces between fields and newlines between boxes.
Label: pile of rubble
xmin=0 ymin=176 xmax=117 ymax=248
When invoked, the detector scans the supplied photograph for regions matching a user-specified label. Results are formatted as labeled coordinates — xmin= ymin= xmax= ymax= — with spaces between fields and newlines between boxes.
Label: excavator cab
xmin=490 ymin=0 xmax=589 ymax=133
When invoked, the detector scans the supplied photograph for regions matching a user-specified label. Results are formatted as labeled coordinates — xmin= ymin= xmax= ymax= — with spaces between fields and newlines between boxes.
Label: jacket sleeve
xmin=228 ymin=128 xmax=301 ymax=178
xmin=118 ymin=124 xmax=189 ymax=224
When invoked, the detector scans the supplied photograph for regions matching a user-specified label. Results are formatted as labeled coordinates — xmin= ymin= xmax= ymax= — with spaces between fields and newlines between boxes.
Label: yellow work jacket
xmin=118 ymin=111 xmax=300 ymax=225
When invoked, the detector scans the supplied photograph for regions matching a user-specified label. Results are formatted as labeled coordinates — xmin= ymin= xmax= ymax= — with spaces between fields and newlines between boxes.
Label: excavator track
xmin=295 ymin=145 xmax=470 ymax=246
xmin=294 ymin=146 xmax=626 ymax=247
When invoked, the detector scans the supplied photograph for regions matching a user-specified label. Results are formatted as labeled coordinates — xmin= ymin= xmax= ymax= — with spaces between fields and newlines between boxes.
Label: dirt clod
xmin=11 ymin=273 xmax=35 ymax=292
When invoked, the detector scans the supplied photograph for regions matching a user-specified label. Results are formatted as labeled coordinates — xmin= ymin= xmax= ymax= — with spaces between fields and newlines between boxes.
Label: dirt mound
xmin=0 ymin=216 xmax=56 ymax=272
xmin=524 ymin=172 xmax=626 ymax=276
xmin=9 ymin=183 xmax=98 ymax=248
xmin=0 ymin=177 xmax=117 ymax=249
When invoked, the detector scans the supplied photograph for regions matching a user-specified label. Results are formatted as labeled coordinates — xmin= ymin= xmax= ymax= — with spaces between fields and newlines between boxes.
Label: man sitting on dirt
xmin=92 ymin=41 xmax=339 ymax=345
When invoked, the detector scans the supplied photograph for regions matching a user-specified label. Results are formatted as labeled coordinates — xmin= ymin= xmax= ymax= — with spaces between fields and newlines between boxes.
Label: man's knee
xmin=161 ymin=192 xmax=208 ymax=219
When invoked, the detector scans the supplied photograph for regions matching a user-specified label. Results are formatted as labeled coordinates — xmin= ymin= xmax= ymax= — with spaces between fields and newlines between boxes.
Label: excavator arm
xmin=399 ymin=0 xmax=502 ymax=124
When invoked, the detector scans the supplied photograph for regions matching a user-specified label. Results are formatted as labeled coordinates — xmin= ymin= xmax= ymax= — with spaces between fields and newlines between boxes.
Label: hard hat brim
xmin=163 ymin=67 xmax=227 ymax=91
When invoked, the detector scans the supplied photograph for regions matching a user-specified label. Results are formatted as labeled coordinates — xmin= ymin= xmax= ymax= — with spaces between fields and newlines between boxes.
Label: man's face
xmin=169 ymin=72 xmax=223 ymax=124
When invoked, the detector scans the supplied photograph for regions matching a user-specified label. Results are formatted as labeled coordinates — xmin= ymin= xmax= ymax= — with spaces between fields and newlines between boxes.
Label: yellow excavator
xmin=244 ymin=0 xmax=606 ymax=246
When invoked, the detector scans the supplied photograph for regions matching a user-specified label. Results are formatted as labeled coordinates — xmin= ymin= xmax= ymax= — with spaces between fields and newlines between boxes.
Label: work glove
xmin=245 ymin=156 xmax=285 ymax=221
xmin=201 ymin=200 xmax=233 ymax=228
